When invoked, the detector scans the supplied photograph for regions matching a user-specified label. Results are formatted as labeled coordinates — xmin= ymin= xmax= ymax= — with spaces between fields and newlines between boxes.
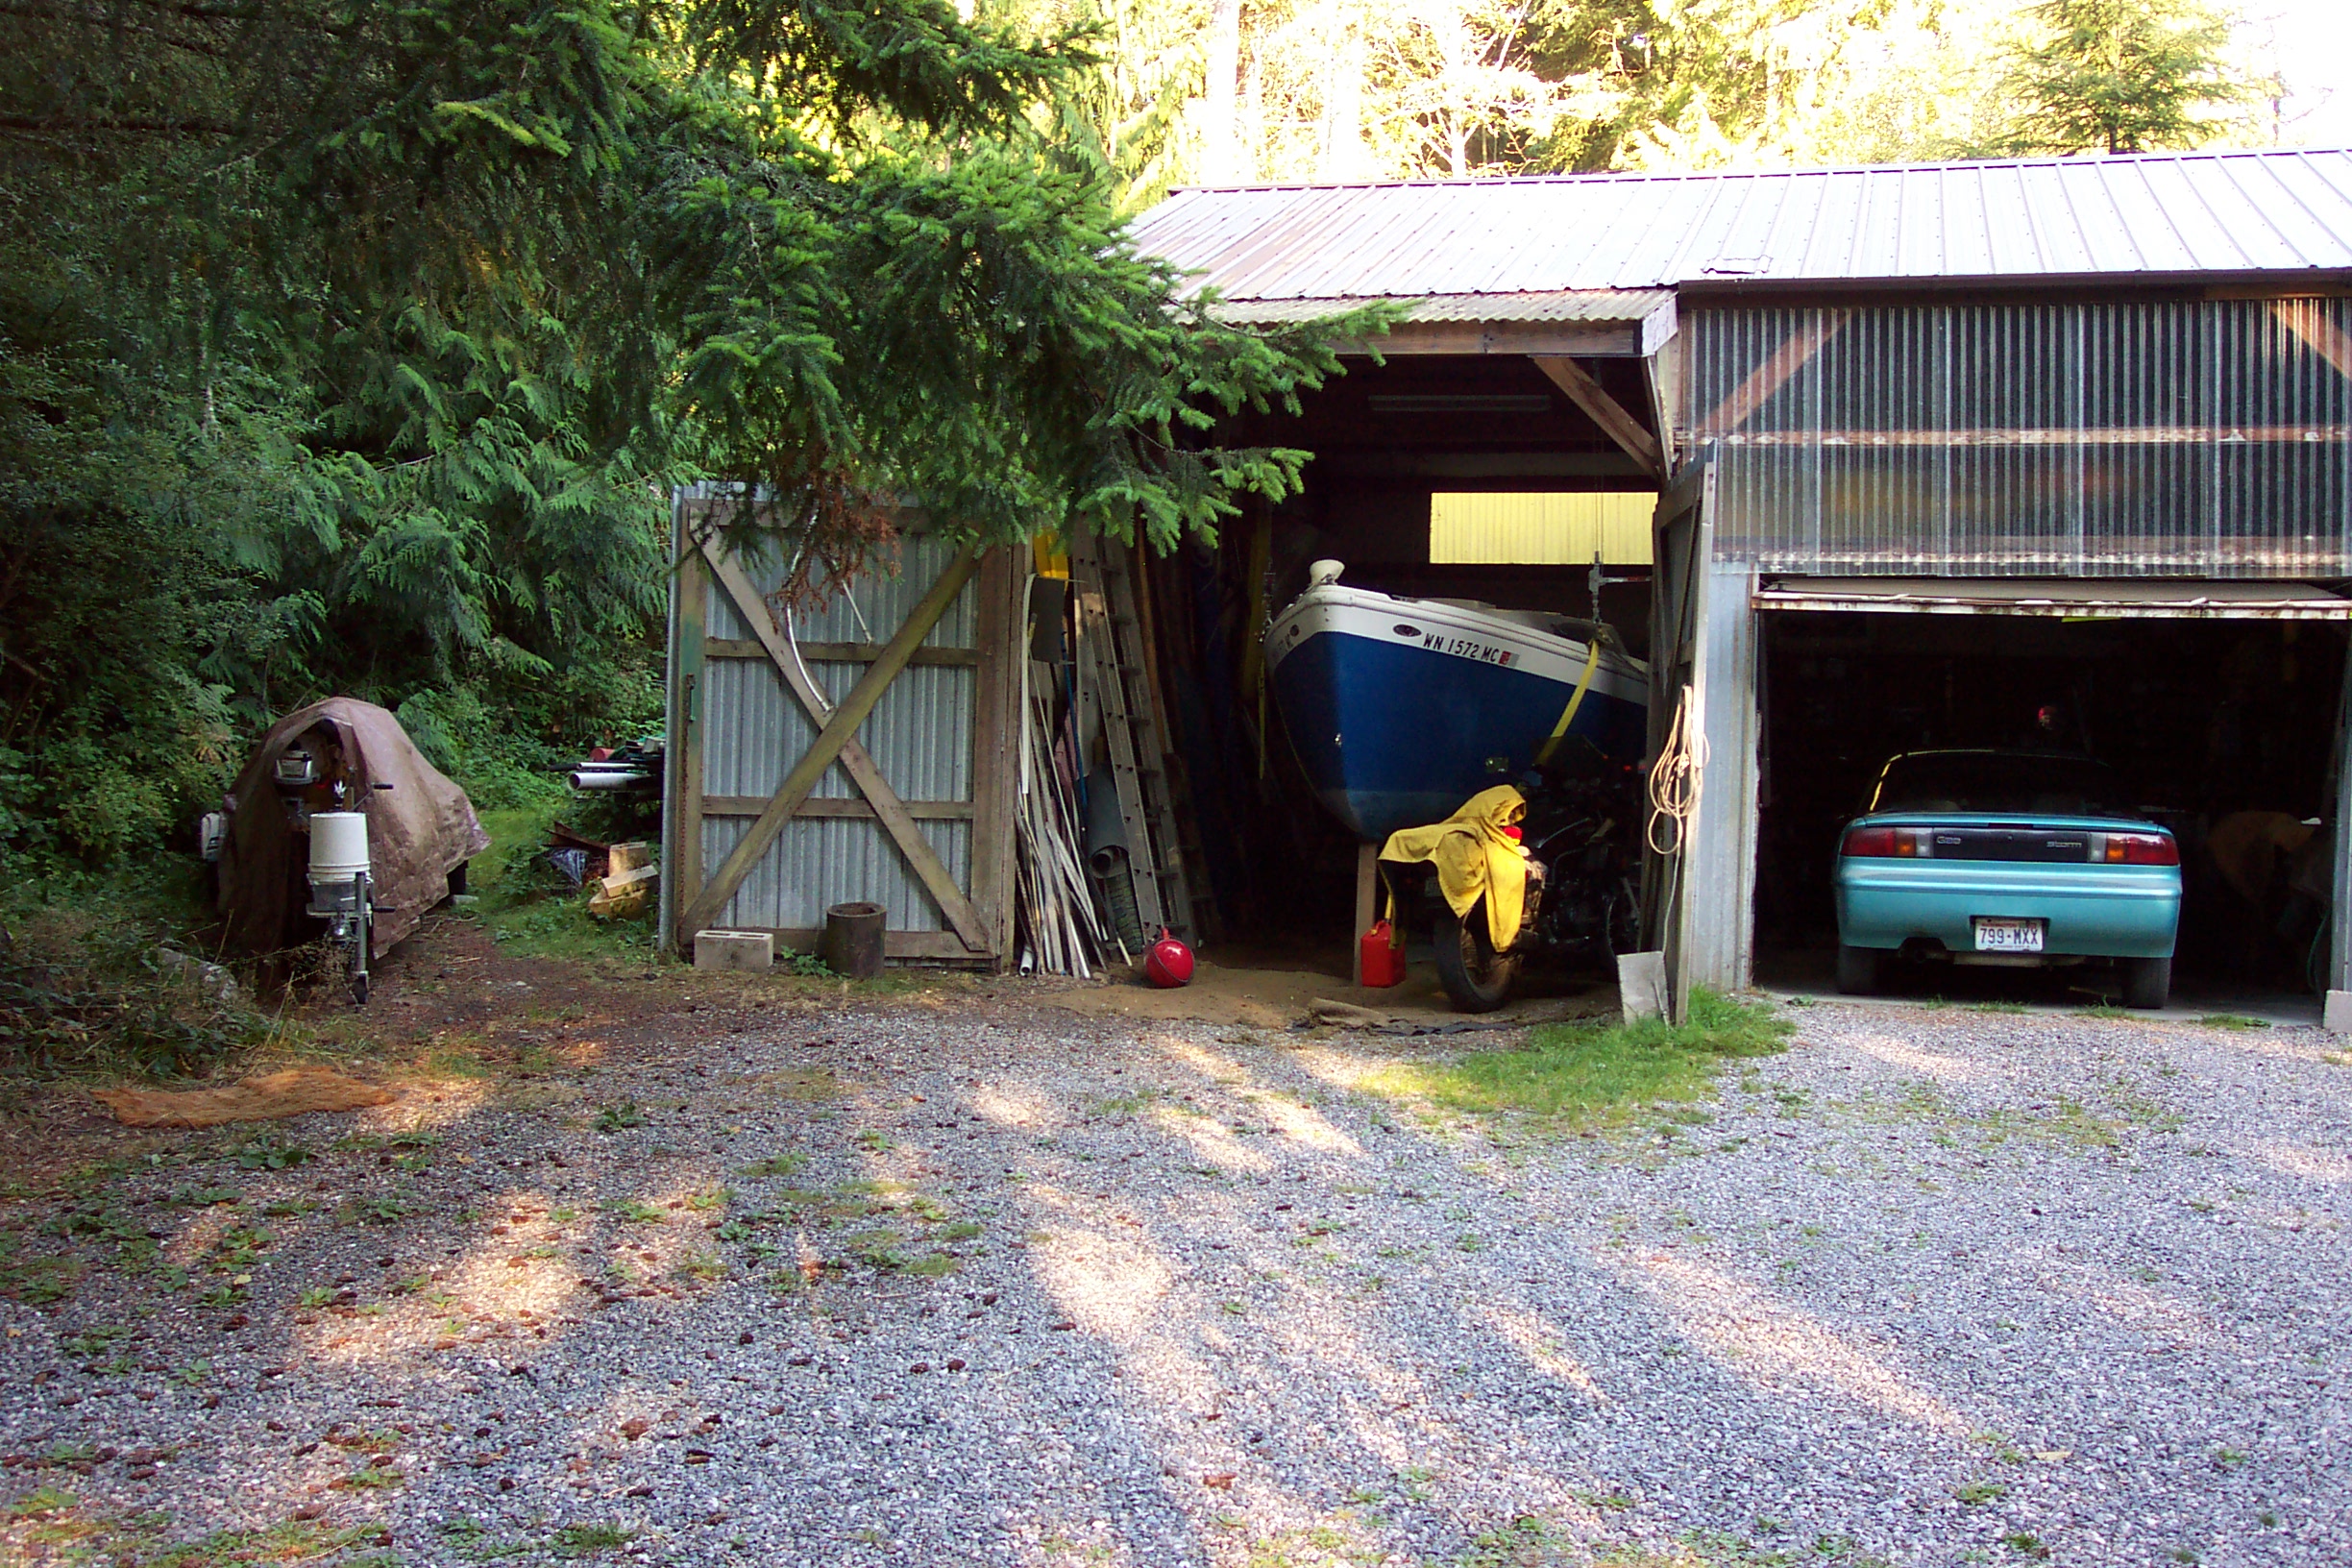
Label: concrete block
xmin=1617 ymin=950 xmax=1669 ymax=1022
xmin=695 ymin=929 xmax=772 ymax=971
xmin=2325 ymin=989 xmax=2352 ymax=1034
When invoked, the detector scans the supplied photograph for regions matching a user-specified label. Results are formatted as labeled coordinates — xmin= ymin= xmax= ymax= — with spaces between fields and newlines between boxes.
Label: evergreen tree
xmin=1996 ymin=0 xmax=2247 ymax=155
xmin=0 ymin=0 xmax=1363 ymax=861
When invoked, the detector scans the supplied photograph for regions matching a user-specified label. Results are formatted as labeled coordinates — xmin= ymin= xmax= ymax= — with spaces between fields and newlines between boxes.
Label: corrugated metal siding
xmin=704 ymin=534 xmax=979 ymax=649
xmin=701 ymin=816 xmax=971 ymax=934
xmin=1687 ymin=298 xmax=2352 ymax=576
xmin=1131 ymin=149 xmax=2352 ymax=299
xmin=698 ymin=530 xmax=980 ymax=935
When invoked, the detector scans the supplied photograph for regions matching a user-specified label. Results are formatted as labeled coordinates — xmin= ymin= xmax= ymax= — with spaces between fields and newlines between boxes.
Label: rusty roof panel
xmin=1132 ymin=149 xmax=2352 ymax=299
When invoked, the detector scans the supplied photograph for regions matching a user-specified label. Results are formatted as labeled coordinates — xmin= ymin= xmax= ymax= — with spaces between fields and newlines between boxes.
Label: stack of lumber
xmin=1015 ymin=635 xmax=1108 ymax=976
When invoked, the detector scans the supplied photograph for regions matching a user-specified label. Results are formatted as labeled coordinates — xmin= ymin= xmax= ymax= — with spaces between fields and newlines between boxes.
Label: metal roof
xmin=1207 ymin=287 xmax=1672 ymax=324
xmin=1131 ymin=148 xmax=2352 ymax=301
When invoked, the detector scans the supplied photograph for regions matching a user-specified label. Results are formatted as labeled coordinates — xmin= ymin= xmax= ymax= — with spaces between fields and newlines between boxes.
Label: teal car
xmin=1835 ymin=750 xmax=2180 ymax=1009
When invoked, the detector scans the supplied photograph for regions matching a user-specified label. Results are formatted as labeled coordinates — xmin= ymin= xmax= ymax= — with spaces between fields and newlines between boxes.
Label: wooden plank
xmin=1353 ymin=843 xmax=1378 ymax=987
xmin=671 ymin=544 xmax=708 ymax=951
xmin=968 ymin=547 xmax=1017 ymax=968
xmin=696 ymin=544 xmax=992 ymax=952
xmin=681 ymin=544 xmax=984 ymax=943
xmin=1335 ymin=321 xmax=1645 ymax=357
xmin=1646 ymin=338 xmax=1680 ymax=476
xmin=704 ymin=638 xmax=977 ymax=666
xmin=750 ymin=928 xmax=996 ymax=963
xmin=1697 ymin=312 xmax=1845 ymax=437
xmin=700 ymin=796 xmax=976 ymax=820
xmin=1531 ymin=355 xmax=1665 ymax=478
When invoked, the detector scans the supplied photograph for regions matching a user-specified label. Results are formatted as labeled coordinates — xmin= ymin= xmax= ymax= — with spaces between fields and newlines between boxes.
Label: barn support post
xmin=1685 ymin=557 xmax=1762 ymax=993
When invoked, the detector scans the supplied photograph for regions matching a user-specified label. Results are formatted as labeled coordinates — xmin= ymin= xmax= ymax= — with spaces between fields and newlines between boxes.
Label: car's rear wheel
xmin=1434 ymin=898 xmax=1517 ymax=1014
xmin=1836 ymin=943 xmax=1883 ymax=995
xmin=2120 ymin=955 xmax=2170 ymax=1010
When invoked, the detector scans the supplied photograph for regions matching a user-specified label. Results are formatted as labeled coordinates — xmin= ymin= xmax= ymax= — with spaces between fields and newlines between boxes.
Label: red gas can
xmin=1359 ymin=919 xmax=1405 ymax=987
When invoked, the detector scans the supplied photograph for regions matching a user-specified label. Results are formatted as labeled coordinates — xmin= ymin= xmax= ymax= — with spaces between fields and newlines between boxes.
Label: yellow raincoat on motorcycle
xmin=1378 ymin=785 xmax=1531 ymax=951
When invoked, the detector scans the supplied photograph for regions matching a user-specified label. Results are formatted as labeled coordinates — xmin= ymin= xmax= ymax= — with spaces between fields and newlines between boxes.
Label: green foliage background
xmin=0 ymin=0 xmax=1357 ymax=868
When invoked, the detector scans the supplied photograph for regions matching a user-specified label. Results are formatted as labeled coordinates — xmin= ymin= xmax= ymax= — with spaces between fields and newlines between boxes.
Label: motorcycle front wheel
xmin=1434 ymin=897 xmax=1518 ymax=1014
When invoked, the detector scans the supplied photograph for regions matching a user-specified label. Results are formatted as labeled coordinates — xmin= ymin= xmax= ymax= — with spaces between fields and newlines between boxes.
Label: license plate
xmin=1973 ymin=918 xmax=2045 ymax=953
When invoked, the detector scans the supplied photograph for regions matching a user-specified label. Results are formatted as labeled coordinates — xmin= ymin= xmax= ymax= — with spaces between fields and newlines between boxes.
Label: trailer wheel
xmin=1435 ymin=899 xmax=1517 ymax=1014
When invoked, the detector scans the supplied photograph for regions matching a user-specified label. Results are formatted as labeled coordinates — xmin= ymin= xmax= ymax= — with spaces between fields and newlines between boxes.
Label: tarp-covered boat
xmin=1264 ymin=562 xmax=1648 ymax=841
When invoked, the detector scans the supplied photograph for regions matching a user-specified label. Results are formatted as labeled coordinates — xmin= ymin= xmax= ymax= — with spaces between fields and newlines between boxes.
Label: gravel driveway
xmin=3 ymin=993 xmax=2346 ymax=1567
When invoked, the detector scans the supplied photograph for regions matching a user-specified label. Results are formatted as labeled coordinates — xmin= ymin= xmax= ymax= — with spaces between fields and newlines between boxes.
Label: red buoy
xmin=1144 ymin=928 xmax=1194 ymax=988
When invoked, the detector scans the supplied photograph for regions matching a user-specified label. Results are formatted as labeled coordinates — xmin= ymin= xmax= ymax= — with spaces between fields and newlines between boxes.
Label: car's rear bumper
xmin=1835 ymin=860 xmax=2179 ymax=959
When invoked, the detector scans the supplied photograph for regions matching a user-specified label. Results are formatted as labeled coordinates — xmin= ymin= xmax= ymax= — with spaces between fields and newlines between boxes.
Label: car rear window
xmin=1869 ymin=753 xmax=2135 ymax=818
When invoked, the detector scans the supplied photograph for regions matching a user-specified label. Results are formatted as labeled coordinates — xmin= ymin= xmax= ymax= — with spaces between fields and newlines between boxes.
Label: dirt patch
xmin=1039 ymin=952 xmax=1613 ymax=1032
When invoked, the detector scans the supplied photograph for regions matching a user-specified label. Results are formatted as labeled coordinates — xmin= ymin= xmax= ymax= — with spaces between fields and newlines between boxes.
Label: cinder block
xmin=2325 ymin=989 xmax=2352 ymax=1034
xmin=694 ymin=929 xmax=773 ymax=971
xmin=1617 ymin=950 xmax=1669 ymax=1022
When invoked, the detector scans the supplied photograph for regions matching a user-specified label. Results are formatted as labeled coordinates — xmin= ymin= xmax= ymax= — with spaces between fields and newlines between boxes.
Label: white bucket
xmin=307 ymin=811 xmax=371 ymax=884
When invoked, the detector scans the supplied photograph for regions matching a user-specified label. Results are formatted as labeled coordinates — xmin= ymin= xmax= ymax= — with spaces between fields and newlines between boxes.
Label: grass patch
xmin=1361 ymin=989 xmax=1792 ymax=1125
xmin=2195 ymin=1014 xmax=2269 ymax=1031
xmin=468 ymin=804 xmax=660 ymax=965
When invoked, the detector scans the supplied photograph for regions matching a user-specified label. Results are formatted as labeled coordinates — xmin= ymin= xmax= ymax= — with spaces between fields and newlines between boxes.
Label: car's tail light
xmin=1842 ymin=825 xmax=1933 ymax=858
xmin=2094 ymin=831 xmax=2177 ymax=866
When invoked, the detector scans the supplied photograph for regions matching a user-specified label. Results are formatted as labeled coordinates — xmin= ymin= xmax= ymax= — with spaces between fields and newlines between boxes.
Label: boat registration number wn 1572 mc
xmin=1419 ymin=631 xmax=1517 ymax=667
xmin=1973 ymin=918 xmax=2045 ymax=953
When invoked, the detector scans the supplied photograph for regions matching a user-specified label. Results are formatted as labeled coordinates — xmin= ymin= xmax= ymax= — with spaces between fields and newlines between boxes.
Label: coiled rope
xmin=1646 ymin=684 xmax=1706 ymax=857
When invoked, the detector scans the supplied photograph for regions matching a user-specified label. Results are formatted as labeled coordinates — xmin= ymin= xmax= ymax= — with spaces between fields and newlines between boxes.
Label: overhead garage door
xmin=1748 ymin=576 xmax=2352 ymax=1000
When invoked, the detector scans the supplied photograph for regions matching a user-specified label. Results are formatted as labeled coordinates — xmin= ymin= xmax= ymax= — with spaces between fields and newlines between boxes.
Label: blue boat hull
xmin=1271 ymin=628 xmax=1649 ymax=841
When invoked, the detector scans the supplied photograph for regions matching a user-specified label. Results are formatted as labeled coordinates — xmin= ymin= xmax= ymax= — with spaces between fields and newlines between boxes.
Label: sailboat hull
xmin=1265 ymin=584 xmax=1649 ymax=842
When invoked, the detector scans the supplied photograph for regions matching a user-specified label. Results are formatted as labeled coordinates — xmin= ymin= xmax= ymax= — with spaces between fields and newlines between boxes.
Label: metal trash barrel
xmin=821 ymin=901 xmax=886 ymax=979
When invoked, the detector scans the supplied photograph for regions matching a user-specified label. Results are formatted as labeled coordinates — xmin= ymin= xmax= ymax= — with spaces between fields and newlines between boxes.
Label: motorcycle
xmin=1426 ymin=755 xmax=1645 ymax=1013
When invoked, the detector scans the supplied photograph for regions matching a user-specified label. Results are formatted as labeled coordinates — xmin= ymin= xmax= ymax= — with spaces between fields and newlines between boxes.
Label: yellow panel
xmin=1429 ymin=492 xmax=1657 ymax=565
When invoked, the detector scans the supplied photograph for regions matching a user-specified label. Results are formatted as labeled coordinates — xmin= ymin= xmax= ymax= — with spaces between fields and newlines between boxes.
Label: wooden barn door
xmin=667 ymin=502 xmax=1016 ymax=965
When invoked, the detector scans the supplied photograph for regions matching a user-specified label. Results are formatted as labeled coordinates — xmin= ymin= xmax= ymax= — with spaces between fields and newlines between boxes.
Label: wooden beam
xmin=1341 ymin=321 xmax=1645 ymax=357
xmin=703 ymin=638 xmax=978 ymax=667
xmin=733 ymin=928 xmax=997 ymax=964
xmin=967 ymin=546 xmax=1017 ymax=968
xmin=670 ymin=546 xmax=708 ymax=950
xmin=1697 ymin=311 xmax=1845 ymax=437
xmin=1530 ymin=355 xmax=1665 ymax=478
xmin=680 ymin=544 xmax=986 ymax=945
xmin=700 ymin=796 xmax=976 ymax=820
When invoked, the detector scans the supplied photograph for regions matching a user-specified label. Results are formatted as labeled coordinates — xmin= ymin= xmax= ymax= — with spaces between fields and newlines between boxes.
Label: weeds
xmin=2196 ymin=1015 xmax=2268 ymax=1031
xmin=593 ymin=1103 xmax=645 ymax=1133
xmin=1361 ymin=990 xmax=1792 ymax=1125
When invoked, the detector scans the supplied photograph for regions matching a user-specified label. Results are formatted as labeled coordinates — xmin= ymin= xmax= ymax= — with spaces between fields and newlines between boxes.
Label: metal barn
xmin=1131 ymin=149 xmax=2352 ymax=1012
